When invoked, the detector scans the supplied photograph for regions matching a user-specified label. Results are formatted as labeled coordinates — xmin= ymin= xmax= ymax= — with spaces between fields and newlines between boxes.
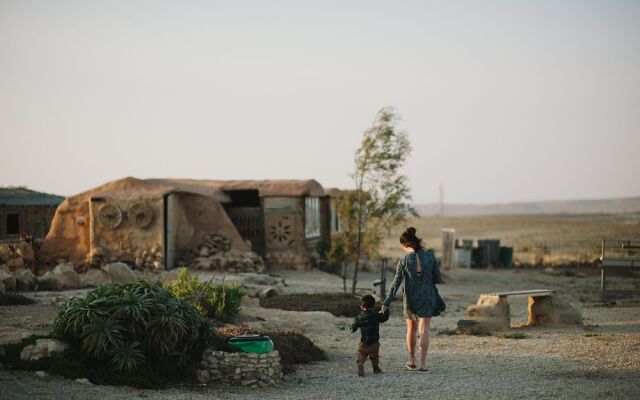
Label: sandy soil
xmin=1 ymin=267 xmax=639 ymax=400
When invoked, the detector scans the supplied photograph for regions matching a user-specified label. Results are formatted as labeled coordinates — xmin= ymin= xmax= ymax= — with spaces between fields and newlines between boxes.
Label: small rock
xmin=75 ymin=378 xmax=92 ymax=385
xmin=0 ymin=269 xmax=16 ymax=291
xmin=16 ymin=269 xmax=37 ymax=291
xmin=259 ymin=286 xmax=280 ymax=299
xmin=20 ymin=339 xmax=69 ymax=361
xmin=103 ymin=262 xmax=137 ymax=284
xmin=196 ymin=369 xmax=210 ymax=383
xmin=35 ymin=371 xmax=47 ymax=378
xmin=81 ymin=269 xmax=112 ymax=287
xmin=52 ymin=262 xmax=83 ymax=289
xmin=36 ymin=272 xmax=64 ymax=291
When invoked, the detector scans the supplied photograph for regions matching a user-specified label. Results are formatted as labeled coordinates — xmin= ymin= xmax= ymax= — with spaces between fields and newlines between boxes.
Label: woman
xmin=381 ymin=227 xmax=443 ymax=372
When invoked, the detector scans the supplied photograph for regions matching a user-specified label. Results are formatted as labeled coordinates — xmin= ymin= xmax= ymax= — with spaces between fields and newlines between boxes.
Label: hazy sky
xmin=1 ymin=0 xmax=639 ymax=204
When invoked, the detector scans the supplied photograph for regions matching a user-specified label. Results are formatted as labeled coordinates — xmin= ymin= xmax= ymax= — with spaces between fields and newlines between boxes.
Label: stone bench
xmin=457 ymin=289 xmax=582 ymax=334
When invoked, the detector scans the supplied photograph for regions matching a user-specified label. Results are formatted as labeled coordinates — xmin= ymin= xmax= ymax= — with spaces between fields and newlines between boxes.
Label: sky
xmin=1 ymin=0 xmax=639 ymax=204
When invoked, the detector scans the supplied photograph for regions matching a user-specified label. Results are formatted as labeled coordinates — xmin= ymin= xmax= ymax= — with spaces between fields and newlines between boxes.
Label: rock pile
xmin=90 ymin=244 xmax=165 ymax=271
xmin=0 ymin=241 xmax=34 ymax=271
xmin=197 ymin=349 xmax=283 ymax=388
xmin=193 ymin=251 xmax=266 ymax=274
xmin=175 ymin=234 xmax=266 ymax=274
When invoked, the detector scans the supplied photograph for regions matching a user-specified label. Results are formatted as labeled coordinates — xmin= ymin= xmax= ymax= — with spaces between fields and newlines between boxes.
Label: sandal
xmin=417 ymin=367 xmax=429 ymax=373
xmin=405 ymin=362 xmax=417 ymax=371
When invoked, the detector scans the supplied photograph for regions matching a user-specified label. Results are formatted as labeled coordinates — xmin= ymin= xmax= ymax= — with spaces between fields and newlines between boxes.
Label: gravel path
xmin=1 ymin=268 xmax=639 ymax=400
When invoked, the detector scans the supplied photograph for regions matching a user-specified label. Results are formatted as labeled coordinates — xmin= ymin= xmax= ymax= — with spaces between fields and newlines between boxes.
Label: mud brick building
xmin=0 ymin=187 xmax=64 ymax=241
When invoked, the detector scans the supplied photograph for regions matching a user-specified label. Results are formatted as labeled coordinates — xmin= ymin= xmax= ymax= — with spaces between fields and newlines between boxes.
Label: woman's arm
xmin=383 ymin=257 xmax=405 ymax=306
xmin=432 ymin=253 xmax=442 ymax=284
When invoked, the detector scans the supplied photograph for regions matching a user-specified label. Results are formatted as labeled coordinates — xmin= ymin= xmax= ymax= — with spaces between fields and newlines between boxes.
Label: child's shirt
xmin=351 ymin=308 xmax=390 ymax=345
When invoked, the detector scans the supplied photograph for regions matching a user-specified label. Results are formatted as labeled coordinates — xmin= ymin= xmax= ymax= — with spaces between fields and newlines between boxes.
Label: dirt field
xmin=1 ymin=266 xmax=639 ymax=400
xmin=381 ymin=214 xmax=640 ymax=264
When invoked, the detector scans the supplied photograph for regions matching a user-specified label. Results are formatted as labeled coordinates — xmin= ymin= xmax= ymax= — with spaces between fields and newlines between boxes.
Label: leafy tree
xmin=346 ymin=107 xmax=415 ymax=294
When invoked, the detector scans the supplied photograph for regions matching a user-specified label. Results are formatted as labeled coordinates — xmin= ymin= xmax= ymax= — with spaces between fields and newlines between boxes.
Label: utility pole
xmin=439 ymin=183 xmax=444 ymax=217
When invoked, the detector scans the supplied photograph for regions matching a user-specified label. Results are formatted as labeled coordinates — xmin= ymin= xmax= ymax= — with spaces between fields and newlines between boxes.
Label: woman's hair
xmin=399 ymin=226 xmax=424 ymax=251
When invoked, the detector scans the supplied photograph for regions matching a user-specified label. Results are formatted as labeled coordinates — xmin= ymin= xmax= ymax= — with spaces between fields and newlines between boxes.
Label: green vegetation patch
xmin=166 ymin=269 xmax=245 ymax=322
xmin=218 ymin=325 xmax=327 ymax=373
xmin=259 ymin=292 xmax=360 ymax=317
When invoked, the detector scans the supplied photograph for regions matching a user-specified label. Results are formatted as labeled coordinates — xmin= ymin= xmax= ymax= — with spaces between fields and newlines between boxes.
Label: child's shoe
xmin=373 ymin=367 xmax=383 ymax=374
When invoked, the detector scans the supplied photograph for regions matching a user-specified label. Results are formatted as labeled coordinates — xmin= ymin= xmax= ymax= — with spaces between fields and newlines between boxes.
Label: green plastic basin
xmin=227 ymin=334 xmax=274 ymax=354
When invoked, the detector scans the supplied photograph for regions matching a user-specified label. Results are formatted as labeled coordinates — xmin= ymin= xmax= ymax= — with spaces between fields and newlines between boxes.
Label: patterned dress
xmin=383 ymin=249 xmax=443 ymax=320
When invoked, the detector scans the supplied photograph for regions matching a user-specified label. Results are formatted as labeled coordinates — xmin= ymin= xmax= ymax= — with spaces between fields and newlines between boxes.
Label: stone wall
xmin=197 ymin=349 xmax=282 ymax=388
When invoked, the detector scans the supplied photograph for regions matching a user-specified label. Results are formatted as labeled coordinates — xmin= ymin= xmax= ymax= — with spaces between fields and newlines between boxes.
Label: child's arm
xmin=350 ymin=315 xmax=359 ymax=333
xmin=377 ymin=307 xmax=390 ymax=323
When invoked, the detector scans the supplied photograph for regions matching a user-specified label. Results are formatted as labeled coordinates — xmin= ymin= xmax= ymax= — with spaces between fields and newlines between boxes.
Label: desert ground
xmin=1 ymin=266 xmax=639 ymax=400
xmin=1 ymin=214 xmax=639 ymax=399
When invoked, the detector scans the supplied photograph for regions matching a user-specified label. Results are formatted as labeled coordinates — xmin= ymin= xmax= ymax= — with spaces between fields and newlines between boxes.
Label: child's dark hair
xmin=361 ymin=294 xmax=376 ymax=309
xmin=399 ymin=227 xmax=424 ymax=251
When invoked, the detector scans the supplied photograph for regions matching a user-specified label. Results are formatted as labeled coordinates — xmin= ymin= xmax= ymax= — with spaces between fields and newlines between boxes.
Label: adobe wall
xmin=39 ymin=199 xmax=91 ymax=266
xmin=89 ymin=196 xmax=165 ymax=269
xmin=262 ymin=197 xmax=311 ymax=270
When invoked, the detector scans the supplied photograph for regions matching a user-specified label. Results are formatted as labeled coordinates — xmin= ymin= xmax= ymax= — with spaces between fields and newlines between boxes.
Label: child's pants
xmin=357 ymin=342 xmax=380 ymax=369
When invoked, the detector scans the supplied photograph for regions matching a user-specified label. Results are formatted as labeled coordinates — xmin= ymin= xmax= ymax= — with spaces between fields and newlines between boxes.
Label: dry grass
xmin=381 ymin=214 xmax=640 ymax=264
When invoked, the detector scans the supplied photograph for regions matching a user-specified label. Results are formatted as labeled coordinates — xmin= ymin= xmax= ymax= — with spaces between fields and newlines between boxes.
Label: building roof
xmin=67 ymin=177 xmax=231 ymax=204
xmin=64 ymin=177 xmax=327 ymax=206
xmin=0 ymin=187 xmax=65 ymax=206
xmin=155 ymin=179 xmax=326 ymax=197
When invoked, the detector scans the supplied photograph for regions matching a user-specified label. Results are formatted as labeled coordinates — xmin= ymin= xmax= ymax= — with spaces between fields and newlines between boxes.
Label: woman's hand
xmin=380 ymin=305 xmax=387 ymax=313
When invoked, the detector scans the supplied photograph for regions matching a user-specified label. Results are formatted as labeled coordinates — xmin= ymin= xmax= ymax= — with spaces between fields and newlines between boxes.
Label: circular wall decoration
xmin=97 ymin=204 xmax=123 ymax=229
xmin=128 ymin=202 xmax=154 ymax=229
xmin=269 ymin=216 xmax=295 ymax=246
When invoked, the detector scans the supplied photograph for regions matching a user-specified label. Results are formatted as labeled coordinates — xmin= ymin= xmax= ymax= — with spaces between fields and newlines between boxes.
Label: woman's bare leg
xmin=418 ymin=317 xmax=432 ymax=369
xmin=405 ymin=319 xmax=417 ymax=365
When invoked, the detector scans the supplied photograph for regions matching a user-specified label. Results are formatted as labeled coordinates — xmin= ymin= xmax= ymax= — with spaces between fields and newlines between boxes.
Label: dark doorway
xmin=6 ymin=213 xmax=19 ymax=235
xmin=225 ymin=190 xmax=264 ymax=256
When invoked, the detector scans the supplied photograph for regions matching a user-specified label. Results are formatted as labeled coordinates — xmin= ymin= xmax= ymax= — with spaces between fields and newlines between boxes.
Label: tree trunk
xmin=351 ymin=259 xmax=359 ymax=294
xmin=341 ymin=261 xmax=347 ymax=293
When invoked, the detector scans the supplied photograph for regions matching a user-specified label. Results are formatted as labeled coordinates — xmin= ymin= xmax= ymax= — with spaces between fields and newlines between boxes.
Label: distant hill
xmin=415 ymin=197 xmax=640 ymax=216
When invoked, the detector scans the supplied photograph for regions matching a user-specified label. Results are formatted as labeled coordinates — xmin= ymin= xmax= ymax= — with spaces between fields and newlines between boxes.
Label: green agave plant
xmin=51 ymin=280 xmax=220 ymax=377
xmin=110 ymin=341 xmax=146 ymax=374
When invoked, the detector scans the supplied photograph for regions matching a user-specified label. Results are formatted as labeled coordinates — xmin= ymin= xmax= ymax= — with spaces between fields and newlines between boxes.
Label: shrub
xmin=218 ymin=325 xmax=327 ymax=373
xmin=259 ymin=292 xmax=360 ymax=317
xmin=167 ymin=269 xmax=244 ymax=322
xmin=49 ymin=281 xmax=222 ymax=386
